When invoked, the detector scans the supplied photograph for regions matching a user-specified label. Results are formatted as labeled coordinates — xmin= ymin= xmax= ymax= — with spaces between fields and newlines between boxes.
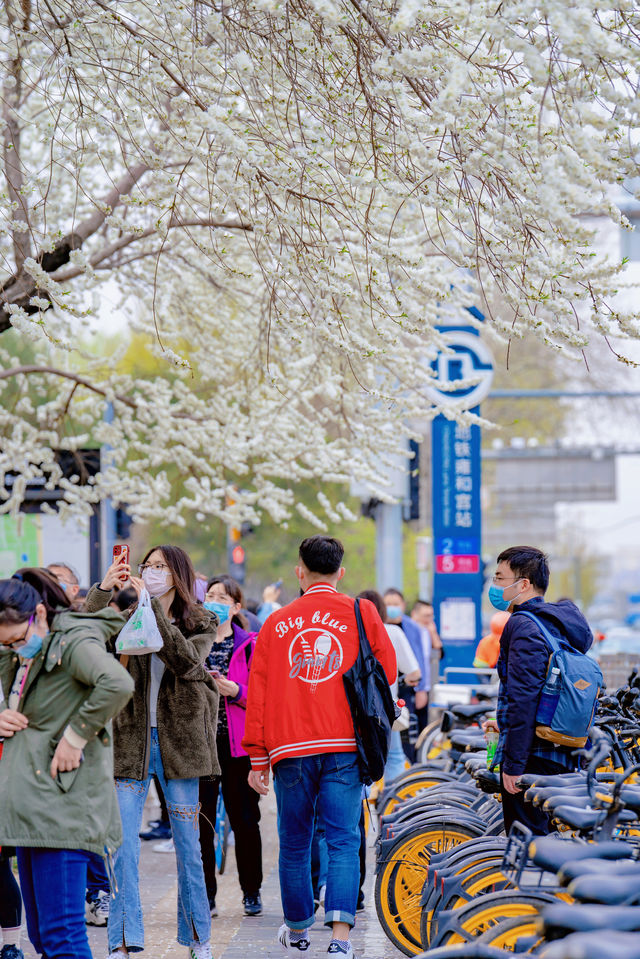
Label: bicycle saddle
xmin=524 ymin=785 xmax=590 ymax=806
xmin=450 ymin=703 xmax=491 ymax=720
xmin=542 ymin=930 xmax=640 ymax=959
xmin=568 ymin=873 xmax=640 ymax=905
xmin=528 ymin=837 xmax=636 ymax=873
xmin=559 ymin=858 xmax=640 ymax=886
xmin=619 ymin=785 xmax=640 ymax=815
xmin=518 ymin=772 xmax=585 ymax=788
xmin=552 ymin=804 xmax=638 ymax=830
xmin=449 ymin=731 xmax=486 ymax=752
xmin=474 ymin=768 xmax=501 ymax=794
xmin=540 ymin=903 xmax=640 ymax=939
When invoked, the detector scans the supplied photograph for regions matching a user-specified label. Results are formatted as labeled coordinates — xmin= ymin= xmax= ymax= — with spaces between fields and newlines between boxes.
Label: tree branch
xmin=2 ymin=0 xmax=33 ymax=272
xmin=51 ymin=214 xmax=253 ymax=282
xmin=0 ymin=161 xmax=150 ymax=331
xmin=0 ymin=365 xmax=136 ymax=408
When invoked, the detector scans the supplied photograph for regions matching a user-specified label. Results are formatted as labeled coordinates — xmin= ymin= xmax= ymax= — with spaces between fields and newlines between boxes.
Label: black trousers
xmin=501 ymin=756 xmax=568 ymax=836
xmin=199 ymin=735 xmax=262 ymax=902
xmin=0 ymin=851 xmax=22 ymax=929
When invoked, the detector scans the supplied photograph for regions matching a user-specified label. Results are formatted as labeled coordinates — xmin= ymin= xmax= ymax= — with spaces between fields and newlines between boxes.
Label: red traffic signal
xmin=231 ymin=545 xmax=245 ymax=565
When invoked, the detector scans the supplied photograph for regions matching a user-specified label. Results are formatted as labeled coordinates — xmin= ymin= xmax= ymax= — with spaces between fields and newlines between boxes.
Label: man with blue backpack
xmin=485 ymin=545 xmax=602 ymax=835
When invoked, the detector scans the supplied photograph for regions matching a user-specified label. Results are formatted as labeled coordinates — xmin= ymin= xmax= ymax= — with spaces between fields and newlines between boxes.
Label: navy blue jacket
xmin=496 ymin=596 xmax=593 ymax=775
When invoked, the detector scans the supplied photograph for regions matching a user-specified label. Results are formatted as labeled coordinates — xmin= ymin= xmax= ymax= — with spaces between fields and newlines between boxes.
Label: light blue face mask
xmin=488 ymin=579 xmax=522 ymax=612
xmin=13 ymin=616 xmax=46 ymax=659
xmin=204 ymin=601 xmax=231 ymax=625
xmin=386 ymin=605 xmax=404 ymax=620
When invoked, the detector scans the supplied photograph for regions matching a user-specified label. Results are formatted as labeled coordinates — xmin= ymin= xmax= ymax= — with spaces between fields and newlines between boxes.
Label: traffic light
xmin=228 ymin=541 xmax=246 ymax=583
xmin=408 ymin=439 xmax=420 ymax=521
xmin=115 ymin=506 xmax=133 ymax=539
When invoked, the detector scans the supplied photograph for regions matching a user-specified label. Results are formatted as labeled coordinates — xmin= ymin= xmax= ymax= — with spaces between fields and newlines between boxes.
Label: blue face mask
xmin=386 ymin=605 xmax=404 ymax=620
xmin=204 ymin=601 xmax=231 ymax=625
xmin=488 ymin=580 xmax=521 ymax=612
xmin=17 ymin=630 xmax=45 ymax=659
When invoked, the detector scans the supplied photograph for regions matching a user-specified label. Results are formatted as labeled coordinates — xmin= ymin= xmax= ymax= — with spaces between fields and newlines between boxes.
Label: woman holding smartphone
xmin=199 ymin=575 xmax=263 ymax=918
xmin=87 ymin=545 xmax=219 ymax=959
xmin=0 ymin=568 xmax=133 ymax=959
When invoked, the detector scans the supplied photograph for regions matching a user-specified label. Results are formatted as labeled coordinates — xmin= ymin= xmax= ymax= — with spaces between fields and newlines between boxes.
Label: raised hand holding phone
xmin=100 ymin=549 xmax=131 ymax=591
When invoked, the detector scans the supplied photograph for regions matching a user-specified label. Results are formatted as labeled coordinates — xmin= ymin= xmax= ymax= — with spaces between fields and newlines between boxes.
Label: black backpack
xmin=342 ymin=598 xmax=397 ymax=785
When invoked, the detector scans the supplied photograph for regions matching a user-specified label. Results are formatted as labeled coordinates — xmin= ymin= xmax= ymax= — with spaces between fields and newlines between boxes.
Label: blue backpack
xmin=515 ymin=610 xmax=603 ymax=748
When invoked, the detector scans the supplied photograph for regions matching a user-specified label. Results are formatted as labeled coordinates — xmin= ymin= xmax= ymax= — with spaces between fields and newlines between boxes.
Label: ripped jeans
xmin=108 ymin=729 xmax=211 ymax=953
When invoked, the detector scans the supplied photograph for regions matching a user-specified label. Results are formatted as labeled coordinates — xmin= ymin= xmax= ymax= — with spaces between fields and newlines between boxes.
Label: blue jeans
xmin=17 ymin=847 xmax=91 ymax=959
xmin=384 ymin=730 xmax=407 ymax=784
xmin=311 ymin=808 xmax=328 ymax=900
xmin=108 ymin=729 xmax=211 ymax=952
xmin=273 ymin=752 xmax=362 ymax=930
xmin=86 ymin=851 xmax=109 ymax=900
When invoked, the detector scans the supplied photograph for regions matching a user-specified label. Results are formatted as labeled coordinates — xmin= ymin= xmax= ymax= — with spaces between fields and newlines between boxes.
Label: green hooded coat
xmin=0 ymin=608 xmax=134 ymax=856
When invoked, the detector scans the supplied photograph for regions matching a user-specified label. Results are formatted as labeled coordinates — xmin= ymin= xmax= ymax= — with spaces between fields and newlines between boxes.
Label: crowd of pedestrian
xmin=0 ymin=534 xmax=593 ymax=959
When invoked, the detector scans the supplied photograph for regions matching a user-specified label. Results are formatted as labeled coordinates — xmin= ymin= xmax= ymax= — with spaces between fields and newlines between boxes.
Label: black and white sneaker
xmin=85 ymin=890 xmax=110 ymax=926
xmin=278 ymin=924 xmax=310 ymax=951
xmin=327 ymin=942 xmax=355 ymax=959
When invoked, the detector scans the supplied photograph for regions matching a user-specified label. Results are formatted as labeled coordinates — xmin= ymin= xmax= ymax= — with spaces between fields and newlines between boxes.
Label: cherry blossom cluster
xmin=0 ymin=0 xmax=638 ymax=522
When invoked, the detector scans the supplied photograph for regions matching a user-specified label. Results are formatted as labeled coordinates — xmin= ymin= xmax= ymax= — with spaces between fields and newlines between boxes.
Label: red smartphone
xmin=209 ymin=669 xmax=221 ymax=678
xmin=113 ymin=544 xmax=130 ymax=566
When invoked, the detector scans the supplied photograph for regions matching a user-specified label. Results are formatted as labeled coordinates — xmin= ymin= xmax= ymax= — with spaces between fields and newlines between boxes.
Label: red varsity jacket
xmin=242 ymin=583 xmax=397 ymax=770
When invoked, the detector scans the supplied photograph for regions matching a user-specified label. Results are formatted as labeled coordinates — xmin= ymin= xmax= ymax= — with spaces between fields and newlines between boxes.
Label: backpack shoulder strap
xmin=353 ymin=598 xmax=373 ymax=656
xmin=513 ymin=609 xmax=562 ymax=653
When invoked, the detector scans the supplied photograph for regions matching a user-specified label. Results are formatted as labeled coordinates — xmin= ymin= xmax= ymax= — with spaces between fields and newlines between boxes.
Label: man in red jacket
xmin=244 ymin=536 xmax=396 ymax=959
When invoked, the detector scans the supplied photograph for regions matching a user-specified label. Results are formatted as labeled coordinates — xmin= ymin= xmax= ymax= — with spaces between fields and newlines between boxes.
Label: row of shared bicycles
xmin=373 ymin=669 xmax=640 ymax=959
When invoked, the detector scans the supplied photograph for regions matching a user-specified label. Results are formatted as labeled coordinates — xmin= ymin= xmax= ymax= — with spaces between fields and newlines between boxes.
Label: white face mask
xmin=142 ymin=567 xmax=172 ymax=597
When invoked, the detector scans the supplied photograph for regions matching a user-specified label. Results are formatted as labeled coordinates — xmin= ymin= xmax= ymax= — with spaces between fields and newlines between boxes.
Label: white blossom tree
xmin=1 ymin=0 xmax=639 ymax=525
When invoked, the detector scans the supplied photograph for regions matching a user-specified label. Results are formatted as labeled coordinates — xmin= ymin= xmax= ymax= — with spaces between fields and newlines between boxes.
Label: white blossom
xmin=0 ymin=0 xmax=638 ymax=523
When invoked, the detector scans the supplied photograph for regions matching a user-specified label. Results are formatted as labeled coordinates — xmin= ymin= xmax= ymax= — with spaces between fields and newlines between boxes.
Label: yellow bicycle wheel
xmin=448 ymin=868 xmax=511 ymax=908
xmin=434 ymin=893 xmax=554 ymax=947
xmin=477 ymin=914 xmax=542 ymax=951
xmin=375 ymin=823 xmax=479 ymax=956
xmin=379 ymin=776 xmax=455 ymax=817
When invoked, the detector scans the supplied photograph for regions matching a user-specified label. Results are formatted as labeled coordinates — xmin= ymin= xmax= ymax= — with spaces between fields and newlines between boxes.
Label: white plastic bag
xmin=115 ymin=588 xmax=164 ymax=656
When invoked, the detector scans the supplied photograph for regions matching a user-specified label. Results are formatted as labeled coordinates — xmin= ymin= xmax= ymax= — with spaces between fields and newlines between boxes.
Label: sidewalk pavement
xmin=20 ymin=791 xmax=404 ymax=959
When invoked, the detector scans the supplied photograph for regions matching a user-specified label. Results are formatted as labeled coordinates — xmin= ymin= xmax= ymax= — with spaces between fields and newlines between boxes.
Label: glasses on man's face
xmin=492 ymin=574 xmax=517 ymax=585
xmin=138 ymin=562 xmax=170 ymax=575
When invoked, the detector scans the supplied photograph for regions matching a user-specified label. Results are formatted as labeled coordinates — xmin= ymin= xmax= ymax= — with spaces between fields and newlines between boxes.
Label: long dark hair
xmin=141 ymin=544 xmax=198 ymax=630
xmin=206 ymin=575 xmax=248 ymax=630
xmin=357 ymin=589 xmax=388 ymax=624
xmin=3 ymin=568 xmax=71 ymax=628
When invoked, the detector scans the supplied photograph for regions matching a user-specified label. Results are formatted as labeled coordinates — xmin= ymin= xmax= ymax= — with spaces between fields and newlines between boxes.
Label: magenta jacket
xmin=224 ymin=623 xmax=257 ymax=757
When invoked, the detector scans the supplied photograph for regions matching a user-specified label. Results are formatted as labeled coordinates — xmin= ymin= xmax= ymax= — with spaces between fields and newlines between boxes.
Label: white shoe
xmin=327 ymin=943 xmax=355 ymax=959
xmin=86 ymin=889 xmax=110 ymax=925
xmin=189 ymin=943 xmax=212 ymax=959
xmin=278 ymin=924 xmax=310 ymax=951
xmin=152 ymin=838 xmax=175 ymax=853
xmin=107 ymin=952 xmax=128 ymax=959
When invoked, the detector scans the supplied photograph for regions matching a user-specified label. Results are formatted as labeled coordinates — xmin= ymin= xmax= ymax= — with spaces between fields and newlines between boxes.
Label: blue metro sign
xmin=431 ymin=315 xmax=493 ymax=675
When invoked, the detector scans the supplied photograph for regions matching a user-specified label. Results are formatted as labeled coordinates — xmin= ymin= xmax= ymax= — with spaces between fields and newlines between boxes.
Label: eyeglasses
xmin=492 ymin=575 xmax=518 ymax=585
xmin=138 ymin=562 xmax=170 ymax=575
xmin=10 ymin=615 xmax=34 ymax=649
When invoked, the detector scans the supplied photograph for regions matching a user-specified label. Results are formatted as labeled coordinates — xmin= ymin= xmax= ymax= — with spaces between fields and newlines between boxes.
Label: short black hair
xmin=383 ymin=587 xmax=404 ymax=601
xmin=299 ymin=535 xmax=344 ymax=575
xmin=412 ymin=598 xmax=433 ymax=610
xmin=497 ymin=546 xmax=549 ymax=593
xmin=112 ymin=586 xmax=138 ymax=612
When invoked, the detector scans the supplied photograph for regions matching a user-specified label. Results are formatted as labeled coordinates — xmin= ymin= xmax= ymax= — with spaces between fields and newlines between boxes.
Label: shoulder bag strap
xmin=513 ymin=609 xmax=563 ymax=653
xmin=353 ymin=598 xmax=374 ymax=657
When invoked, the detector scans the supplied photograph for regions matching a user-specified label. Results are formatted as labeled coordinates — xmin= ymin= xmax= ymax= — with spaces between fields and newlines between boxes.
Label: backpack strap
xmin=354 ymin=598 xmax=374 ymax=657
xmin=512 ymin=609 xmax=564 ymax=653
